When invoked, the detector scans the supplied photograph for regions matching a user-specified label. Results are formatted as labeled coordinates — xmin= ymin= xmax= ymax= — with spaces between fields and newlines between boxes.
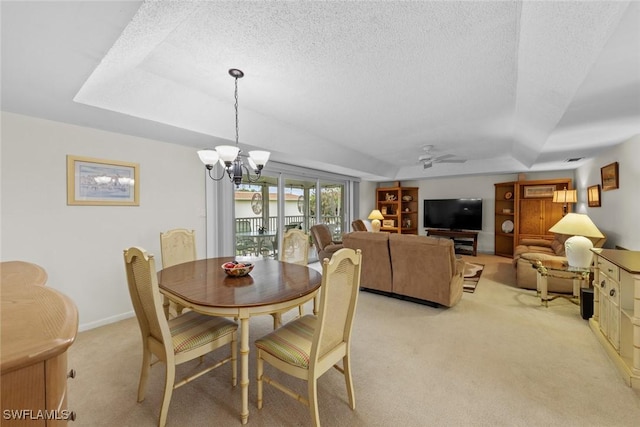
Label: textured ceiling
xmin=2 ymin=1 xmax=639 ymax=181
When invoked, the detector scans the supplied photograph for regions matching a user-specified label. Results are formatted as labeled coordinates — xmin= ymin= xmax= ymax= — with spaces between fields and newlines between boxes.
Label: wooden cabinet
xmin=518 ymin=198 xmax=564 ymax=240
xmin=494 ymin=178 xmax=571 ymax=257
xmin=376 ymin=185 xmax=418 ymax=234
xmin=1 ymin=283 xmax=78 ymax=425
xmin=590 ymin=249 xmax=640 ymax=389
xmin=426 ymin=229 xmax=478 ymax=256
xmin=494 ymin=181 xmax=516 ymax=257
xmin=515 ymin=179 xmax=571 ymax=245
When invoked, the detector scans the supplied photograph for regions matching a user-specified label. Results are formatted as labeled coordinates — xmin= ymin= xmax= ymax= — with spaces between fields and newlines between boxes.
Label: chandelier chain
xmin=234 ymin=76 xmax=239 ymax=146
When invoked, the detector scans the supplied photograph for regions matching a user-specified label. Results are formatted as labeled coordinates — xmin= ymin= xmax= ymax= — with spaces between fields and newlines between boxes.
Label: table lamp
xmin=552 ymin=188 xmax=577 ymax=215
xmin=548 ymin=213 xmax=604 ymax=269
xmin=368 ymin=209 xmax=384 ymax=232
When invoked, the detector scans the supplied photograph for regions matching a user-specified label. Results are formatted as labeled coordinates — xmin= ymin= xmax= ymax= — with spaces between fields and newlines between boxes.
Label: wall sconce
xmin=552 ymin=187 xmax=577 ymax=215
xmin=587 ymin=185 xmax=601 ymax=207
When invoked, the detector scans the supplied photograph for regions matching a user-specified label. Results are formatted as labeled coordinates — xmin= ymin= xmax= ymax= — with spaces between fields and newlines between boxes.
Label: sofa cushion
xmin=550 ymin=239 xmax=565 ymax=256
xmin=341 ymin=232 xmax=392 ymax=292
xmin=388 ymin=234 xmax=462 ymax=307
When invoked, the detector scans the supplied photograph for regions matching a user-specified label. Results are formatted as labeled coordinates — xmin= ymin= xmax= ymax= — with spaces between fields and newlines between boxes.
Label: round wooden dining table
xmin=157 ymin=256 xmax=322 ymax=425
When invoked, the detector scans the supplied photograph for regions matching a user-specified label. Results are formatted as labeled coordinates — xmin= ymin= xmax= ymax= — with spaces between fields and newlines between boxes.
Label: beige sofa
xmin=342 ymin=231 xmax=465 ymax=307
xmin=513 ymin=234 xmax=606 ymax=293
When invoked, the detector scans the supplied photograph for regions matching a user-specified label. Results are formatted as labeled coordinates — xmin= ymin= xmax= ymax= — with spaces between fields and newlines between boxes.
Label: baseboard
xmin=78 ymin=310 xmax=135 ymax=332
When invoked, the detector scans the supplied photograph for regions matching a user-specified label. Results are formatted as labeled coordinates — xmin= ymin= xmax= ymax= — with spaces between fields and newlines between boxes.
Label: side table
xmin=532 ymin=260 xmax=591 ymax=307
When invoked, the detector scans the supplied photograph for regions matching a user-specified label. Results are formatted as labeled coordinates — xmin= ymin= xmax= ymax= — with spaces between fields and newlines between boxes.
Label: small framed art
xmin=600 ymin=162 xmax=619 ymax=191
xmin=587 ymin=185 xmax=601 ymax=207
xmin=523 ymin=185 xmax=556 ymax=198
xmin=67 ymin=155 xmax=139 ymax=206
xmin=382 ymin=219 xmax=395 ymax=228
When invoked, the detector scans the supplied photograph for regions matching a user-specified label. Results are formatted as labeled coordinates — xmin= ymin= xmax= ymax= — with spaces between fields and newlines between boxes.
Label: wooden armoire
xmin=494 ymin=178 xmax=572 ymax=257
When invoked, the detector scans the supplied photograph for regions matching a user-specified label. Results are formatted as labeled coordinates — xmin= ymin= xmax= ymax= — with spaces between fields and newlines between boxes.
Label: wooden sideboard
xmin=1 ymin=261 xmax=48 ymax=286
xmin=1 ymin=274 xmax=78 ymax=425
xmin=589 ymin=249 xmax=640 ymax=389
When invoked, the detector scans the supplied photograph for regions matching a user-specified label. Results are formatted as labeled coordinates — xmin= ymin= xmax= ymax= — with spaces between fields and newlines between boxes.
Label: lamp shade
xmin=215 ymin=145 xmax=240 ymax=163
xmin=198 ymin=149 xmax=220 ymax=166
xmin=368 ymin=209 xmax=384 ymax=233
xmin=368 ymin=209 xmax=384 ymax=220
xmin=552 ymin=189 xmax=577 ymax=203
xmin=548 ymin=213 xmax=604 ymax=269
xmin=548 ymin=213 xmax=604 ymax=238
xmin=248 ymin=150 xmax=270 ymax=167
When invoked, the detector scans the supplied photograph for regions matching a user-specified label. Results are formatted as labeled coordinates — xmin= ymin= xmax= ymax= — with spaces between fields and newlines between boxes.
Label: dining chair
xmin=310 ymin=224 xmax=344 ymax=261
xmin=351 ymin=219 xmax=368 ymax=232
xmin=160 ymin=228 xmax=196 ymax=315
xmin=159 ymin=228 xmax=196 ymax=269
xmin=123 ymin=247 xmax=237 ymax=427
xmin=275 ymin=229 xmax=311 ymax=320
xmin=256 ymin=248 xmax=362 ymax=427
xmin=280 ymin=229 xmax=310 ymax=266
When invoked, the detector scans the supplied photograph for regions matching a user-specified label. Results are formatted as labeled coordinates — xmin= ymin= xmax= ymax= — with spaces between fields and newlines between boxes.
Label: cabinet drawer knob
xmin=600 ymin=280 xmax=606 ymax=288
xmin=610 ymin=289 xmax=616 ymax=297
xmin=608 ymin=268 xmax=614 ymax=273
xmin=68 ymin=369 xmax=76 ymax=379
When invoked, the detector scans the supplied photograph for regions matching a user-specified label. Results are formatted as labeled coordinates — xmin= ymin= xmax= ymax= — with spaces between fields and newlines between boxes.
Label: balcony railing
xmin=235 ymin=215 xmax=343 ymax=257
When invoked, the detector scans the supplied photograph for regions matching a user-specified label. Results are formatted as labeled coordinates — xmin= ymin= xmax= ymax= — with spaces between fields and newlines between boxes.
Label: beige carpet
xmin=67 ymin=253 xmax=640 ymax=426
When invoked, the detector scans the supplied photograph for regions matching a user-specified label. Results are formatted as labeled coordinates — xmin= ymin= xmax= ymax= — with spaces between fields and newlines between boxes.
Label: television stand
xmin=426 ymin=229 xmax=478 ymax=256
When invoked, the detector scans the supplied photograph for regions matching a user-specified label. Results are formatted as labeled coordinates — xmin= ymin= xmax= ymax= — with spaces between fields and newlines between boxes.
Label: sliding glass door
xmin=211 ymin=161 xmax=356 ymax=261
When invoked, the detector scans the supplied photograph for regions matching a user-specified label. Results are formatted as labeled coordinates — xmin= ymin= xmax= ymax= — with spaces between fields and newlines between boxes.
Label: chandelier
xmin=197 ymin=68 xmax=270 ymax=187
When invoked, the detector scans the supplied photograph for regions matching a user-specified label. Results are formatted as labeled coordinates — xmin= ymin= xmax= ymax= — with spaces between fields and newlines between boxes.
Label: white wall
xmin=574 ymin=136 xmax=640 ymax=250
xmin=1 ymin=112 xmax=209 ymax=331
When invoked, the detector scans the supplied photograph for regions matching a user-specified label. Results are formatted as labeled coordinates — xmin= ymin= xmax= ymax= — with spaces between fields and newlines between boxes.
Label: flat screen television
xmin=423 ymin=198 xmax=483 ymax=231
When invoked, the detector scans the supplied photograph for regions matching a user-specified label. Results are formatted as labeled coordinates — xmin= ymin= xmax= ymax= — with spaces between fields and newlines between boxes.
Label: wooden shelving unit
xmin=494 ymin=178 xmax=572 ymax=258
xmin=376 ymin=185 xmax=419 ymax=234
xmin=494 ymin=181 xmax=516 ymax=257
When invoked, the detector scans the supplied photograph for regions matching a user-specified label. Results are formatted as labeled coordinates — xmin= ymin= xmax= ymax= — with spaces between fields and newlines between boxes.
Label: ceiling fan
xmin=418 ymin=145 xmax=467 ymax=169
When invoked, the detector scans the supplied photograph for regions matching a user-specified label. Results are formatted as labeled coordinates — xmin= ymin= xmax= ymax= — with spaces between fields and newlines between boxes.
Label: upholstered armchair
xmin=513 ymin=233 xmax=606 ymax=292
xmin=351 ymin=219 xmax=368 ymax=232
xmin=310 ymin=224 xmax=343 ymax=261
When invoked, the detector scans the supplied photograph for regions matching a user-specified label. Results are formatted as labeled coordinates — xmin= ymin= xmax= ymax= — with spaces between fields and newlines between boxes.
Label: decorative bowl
xmin=221 ymin=261 xmax=254 ymax=277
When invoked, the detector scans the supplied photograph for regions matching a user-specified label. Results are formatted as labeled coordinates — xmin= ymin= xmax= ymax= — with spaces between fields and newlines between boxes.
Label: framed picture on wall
xmin=587 ymin=184 xmax=601 ymax=207
xmin=67 ymin=155 xmax=140 ymax=206
xmin=600 ymin=162 xmax=619 ymax=191
xmin=523 ymin=185 xmax=556 ymax=198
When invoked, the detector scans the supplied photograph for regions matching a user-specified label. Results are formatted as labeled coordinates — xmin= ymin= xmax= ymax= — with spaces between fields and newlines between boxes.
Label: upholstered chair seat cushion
xmin=169 ymin=311 xmax=238 ymax=354
xmin=255 ymin=315 xmax=316 ymax=369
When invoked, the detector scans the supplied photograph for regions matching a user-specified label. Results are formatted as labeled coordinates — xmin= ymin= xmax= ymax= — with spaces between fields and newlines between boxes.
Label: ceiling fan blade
xmin=433 ymin=154 xmax=455 ymax=161
xmin=437 ymin=159 xmax=467 ymax=163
